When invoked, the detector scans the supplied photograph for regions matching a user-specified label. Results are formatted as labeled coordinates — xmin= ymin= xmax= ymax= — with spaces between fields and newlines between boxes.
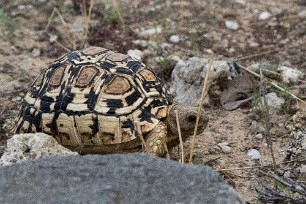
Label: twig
xmin=134 ymin=121 xmax=148 ymax=153
xmin=45 ymin=7 xmax=67 ymax=31
xmin=257 ymin=170 xmax=306 ymax=203
xmin=215 ymin=159 xmax=306 ymax=171
xmin=82 ymin=0 xmax=95 ymax=47
xmin=189 ymin=58 xmax=213 ymax=164
xmin=45 ymin=7 xmax=75 ymax=49
xmin=174 ymin=110 xmax=184 ymax=163
xmin=260 ymin=69 xmax=277 ymax=172
xmin=237 ymin=63 xmax=306 ymax=105
xmin=235 ymin=49 xmax=277 ymax=61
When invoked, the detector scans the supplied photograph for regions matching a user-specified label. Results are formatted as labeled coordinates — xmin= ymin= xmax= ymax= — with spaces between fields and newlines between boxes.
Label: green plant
xmin=189 ymin=31 xmax=199 ymax=56
xmin=104 ymin=2 xmax=123 ymax=24
xmin=251 ymin=89 xmax=264 ymax=111
xmin=0 ymin=9 xmax=17 ymax=40
xmin=156 ymin=57 xmax=171 ymax=70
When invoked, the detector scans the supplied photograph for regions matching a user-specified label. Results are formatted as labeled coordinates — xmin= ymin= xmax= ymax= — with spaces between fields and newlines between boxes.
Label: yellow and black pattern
xmin=14 ymin=47 xmax=172 ymax=146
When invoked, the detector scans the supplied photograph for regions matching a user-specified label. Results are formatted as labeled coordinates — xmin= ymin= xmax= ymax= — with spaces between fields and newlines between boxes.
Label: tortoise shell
xmin=14 ymin=47 xmax=172 ymax=146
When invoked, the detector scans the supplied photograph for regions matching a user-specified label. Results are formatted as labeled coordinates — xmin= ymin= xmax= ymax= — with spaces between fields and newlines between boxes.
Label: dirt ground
xmin=0 ymin=0 xmax=305 ymax=203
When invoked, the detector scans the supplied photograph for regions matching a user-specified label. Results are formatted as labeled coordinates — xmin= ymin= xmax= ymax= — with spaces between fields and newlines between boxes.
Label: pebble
xmin=12 ymin=96 xmax=22 ymax=102
xmin=277 ymin=66 xmax=303 ymax=83
xmin=235 ymin=0 xmax=246 ymax=4
xmin=31 ymin=48 xmax=41 ymax=57
xmin=217 ymin=142 xmax=232 ymax=153
xmin=225 ymin=20 xmax=239 ymax=30
xmin=255 ymin=133 xmax=263 ymax=139
xmin=262 ymin=92 xmax=285 ymax=110
xmin=48 ymin=34 xmax=58 ymax=43
xmin=140 ymin=26 xmax=162 ymax=37
xmin=169 ymin=35 xmax=180 ymax=43
xmin=250 ymin=121 xmax=267 ymax=135
xmin=258 ymin=11 xmax=272 ymax=20
xmin=127 ymin=49 xmax=144 ymax=60
xmin=298 ymin=10 xmax=306 ymax=17
xmin=133 ymin=39 xmax=148 ymax=47
xmin=247 ymin=149 xmax=261 ymax=160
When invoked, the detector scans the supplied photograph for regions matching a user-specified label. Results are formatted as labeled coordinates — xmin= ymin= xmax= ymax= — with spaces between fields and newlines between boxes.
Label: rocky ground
xmin=0 ymin=0 xmax=306 ymax=203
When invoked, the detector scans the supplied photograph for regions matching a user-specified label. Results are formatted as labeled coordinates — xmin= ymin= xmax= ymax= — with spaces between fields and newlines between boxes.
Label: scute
xmin=14 ymin=47 xmax=172 ymax=149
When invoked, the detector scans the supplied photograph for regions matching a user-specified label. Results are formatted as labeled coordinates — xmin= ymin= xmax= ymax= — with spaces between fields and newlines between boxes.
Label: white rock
xmin=170 ymin=58 xmax=231 ymax=106
xmin=250 ymin=121 xmax=267 ymax=135
xmin=225 ymin=20 xmax=239 ymax=30
xmin=127 ymin=49 xmax=144 ymax=60
xmin=31 ymin=48 xmax=41 ymax=57
xmin=255 ymin=133 xmax=263 ymax=139
xmin=140 ymin=26 xmax=162 ymax=37
xmin=48 ymin=34 xmax=58 ymax=43
xmin=247 ymin=149 xmax=261 ymax=160
xmin=262 ymin=92 xmax=285 ymax=110
xmin=235 ymin=0 xmax=246 ymax=4
xmin=0 ymin=133 xmax=78 ymax=166
xmin=277 ymin=66 xmax=303 ymax=83
xmin=218 ymin=142 xmax=232 ymax=153
xmin=258 ymin=11 xmax=272 ymax=20
xmin=132 ymin=39 xmax=148 ymax=47
xmin=160 ymin=42 xmax=172 ymax=49
xmin=298 ymin=10 xmax=306 ymax=17
xmin=169 ymin=35 xmax=180 ymax=43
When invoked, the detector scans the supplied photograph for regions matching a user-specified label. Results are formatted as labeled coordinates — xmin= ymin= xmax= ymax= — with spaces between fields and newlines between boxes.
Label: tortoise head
xmin=166 ymin=104 xmax=209 ymax=140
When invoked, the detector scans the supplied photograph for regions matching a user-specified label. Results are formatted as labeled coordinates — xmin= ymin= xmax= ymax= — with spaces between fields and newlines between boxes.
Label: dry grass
xmin=189 ymin=58 xmax=213 ymax=164
xmin=82 ymin=0 xmax=95 ymax=47
xmin=174 ymin=110 xmax=184 ymax=163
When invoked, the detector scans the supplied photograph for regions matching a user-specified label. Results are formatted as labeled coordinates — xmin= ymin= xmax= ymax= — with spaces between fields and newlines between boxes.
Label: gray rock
xmin=247 ymin=149 xmax=261 ymax=160
xmin=170 ymin=58 xmax=231 ymax=106
xmin=286 ymin=129 xmax=306 ymax=180
xmin=250 ymin=121 xmax=267 ymax=135
xmin=169 ymin=35 xmax=180 ymax=43
xmin=225 ymin=20 xmax=239 ymax=30
xmin=262 ymin=92 xmax=285 ymax=110
xmin=0 ymin=133 xmax=77 ymax=166
xmin=0 ymin=153 xmax=244 ymax=204
xmin=258 ymin=11 xmax=272 ymax=20
xmin=277 ymin=66 xmax=303 ymax=84
xmin=127 ymin=49 xmax=144 ymax=60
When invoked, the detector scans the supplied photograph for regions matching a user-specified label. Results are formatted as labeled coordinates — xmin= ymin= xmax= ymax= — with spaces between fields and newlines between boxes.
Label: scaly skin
xmin=145 ymin=122 xmax=168 ymax=156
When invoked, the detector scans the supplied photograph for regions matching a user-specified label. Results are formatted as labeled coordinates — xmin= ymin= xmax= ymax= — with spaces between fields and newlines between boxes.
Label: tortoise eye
xmin=187 ymin=115 xmax=197 ymax=123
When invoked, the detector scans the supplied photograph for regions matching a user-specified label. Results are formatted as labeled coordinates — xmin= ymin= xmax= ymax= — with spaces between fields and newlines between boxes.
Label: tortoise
xmin=13 ymin=47 xmax=208 ymax=156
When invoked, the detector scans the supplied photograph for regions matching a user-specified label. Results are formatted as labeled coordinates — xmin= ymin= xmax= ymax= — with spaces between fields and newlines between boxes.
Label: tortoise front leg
xmin=145 ymin=121 xmax=169 ymax=157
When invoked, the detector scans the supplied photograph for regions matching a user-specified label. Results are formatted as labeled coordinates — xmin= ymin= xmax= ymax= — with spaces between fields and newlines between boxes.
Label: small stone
xmin=12 ymin=96 xmax=22 ymax=102
xmin=225 ymin=20 xmax=239 ymax=30
xmin=127 ymin=49 xmax=144 ymax=60
xmin=250 ymin=121 xmax=267 ymax=135
xmin=169 ymin=55 xmax=181 ymax=61
xmin=247 ymin=149 xmax=261 ymax=160
xmin=298 ymin=10 xmax=306 ymax=17
xmin=140 ymin=26 xmax=162 ymax=37
xmin=217 ymin=142 xmax=232 ymax=153
xmin=258 ymin=11 xmax=272 ymax=20
xmin=31 ymin=48 xmax=41 ymax=57
xmin=262 ymin=92 xmax=285 ymax=110
xmin=255 ymin=133 xmax=263 ymax=139
xmin=169 ymin=35 xmax=180 ymax=43
xmin=49 ymin=34 xmax=58 ymax=43
xmin=235 ymin=0 xmax=246 ymax=4
xmin=18 ymin=5 xmax=26 ymax=10
xmin=277 ymin=66 xmax=303 ymax=84
xmin=133 ymin=39 xmax=148 ymax=47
